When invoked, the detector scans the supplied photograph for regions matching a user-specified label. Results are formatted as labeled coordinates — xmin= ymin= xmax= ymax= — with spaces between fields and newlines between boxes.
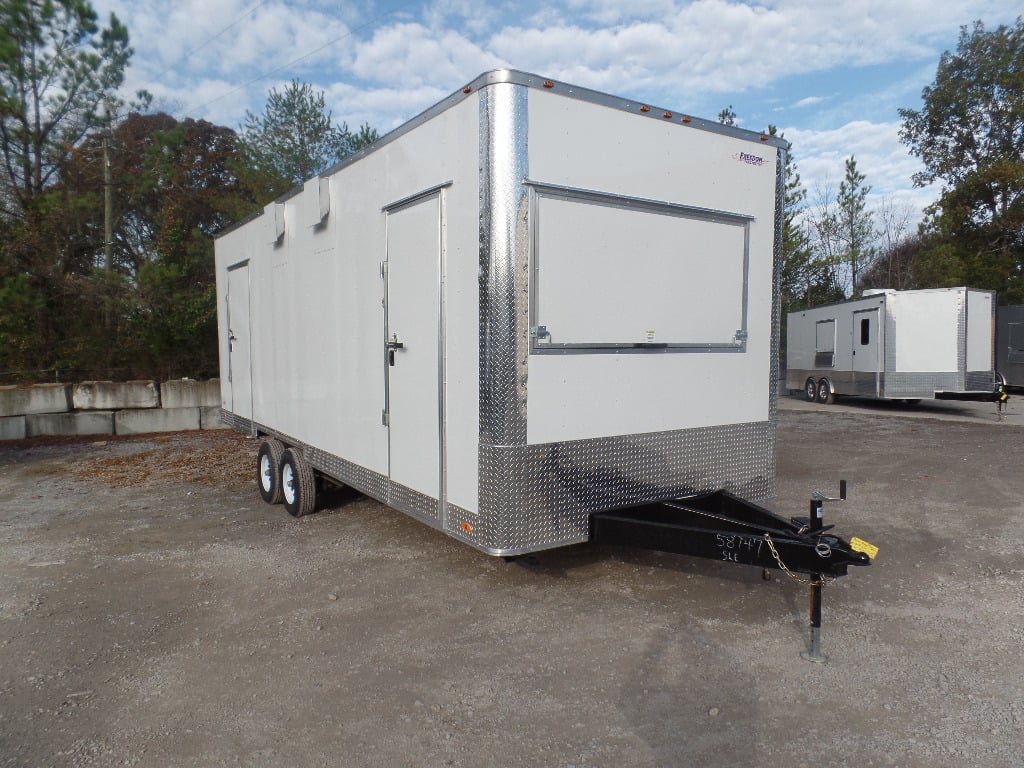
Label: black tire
xmin=280 ymin=448 xmax=317 ymax=518
xmin=256 ymin=439 xmax=285 ymax=504
xmin=804 ymin=377 xmax=817 ymax=402
xmin=816 ymin=378 xmax=834 ymax=405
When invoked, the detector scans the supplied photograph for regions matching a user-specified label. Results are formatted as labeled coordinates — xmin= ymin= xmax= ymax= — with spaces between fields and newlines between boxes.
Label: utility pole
xmin=103 ymin=100 xmax=113 ymax=272
xmin=102 ymin=100 xmax=114 ymax=332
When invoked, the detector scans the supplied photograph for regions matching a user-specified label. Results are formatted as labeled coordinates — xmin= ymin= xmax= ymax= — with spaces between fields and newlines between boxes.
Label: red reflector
xmin=460 ymin=521 xmax=473 ymax=533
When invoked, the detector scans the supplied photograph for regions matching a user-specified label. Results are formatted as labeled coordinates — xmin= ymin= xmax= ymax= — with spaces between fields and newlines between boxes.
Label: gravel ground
xmin=0 ymin=403 xmax=1022 ymax=767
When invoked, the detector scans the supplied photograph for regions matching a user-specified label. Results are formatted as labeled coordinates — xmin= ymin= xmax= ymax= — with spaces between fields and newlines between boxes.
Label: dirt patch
xmin=70 ymin=431 xmax=255 ymax=488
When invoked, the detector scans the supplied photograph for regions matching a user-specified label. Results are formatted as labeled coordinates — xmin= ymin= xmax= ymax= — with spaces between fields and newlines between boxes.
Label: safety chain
xmin=763 ymin=533 xmax=831 ymax=587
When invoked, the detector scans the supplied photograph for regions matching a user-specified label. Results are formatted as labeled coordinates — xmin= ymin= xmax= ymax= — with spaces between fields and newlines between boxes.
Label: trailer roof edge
xmin=216 ymin=68 xmax=788 ymax=240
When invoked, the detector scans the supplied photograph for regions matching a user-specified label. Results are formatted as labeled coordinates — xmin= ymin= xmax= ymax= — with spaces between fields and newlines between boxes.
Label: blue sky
xmin=93 ymin=0 xmax=1022 ymax=226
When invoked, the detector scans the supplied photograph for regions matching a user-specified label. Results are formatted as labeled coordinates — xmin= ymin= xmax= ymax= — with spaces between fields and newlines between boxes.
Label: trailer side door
xmin=852 ymin=308 xmax=881 ymax=394
xmin=383 ymin=192 xmax=443 ymax=504
xmin=226 ymin=262 xmax=253 ymax=421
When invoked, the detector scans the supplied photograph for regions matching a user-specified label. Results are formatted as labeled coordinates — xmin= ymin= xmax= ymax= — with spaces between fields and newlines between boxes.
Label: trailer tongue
xmin=591 ymin=483 xmax=873 ymax=662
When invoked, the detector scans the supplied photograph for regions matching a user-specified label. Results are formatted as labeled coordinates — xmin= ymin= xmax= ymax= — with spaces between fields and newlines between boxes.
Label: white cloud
xmin=351 ymin=23 xmax=505 ymax=87
xmin=785 ymin=120 xmax=935 ymax=226
xmin=793 ymin=96 xmax=826 ymax=108
xmin=323 ymin=81 xmax=451 ymax=131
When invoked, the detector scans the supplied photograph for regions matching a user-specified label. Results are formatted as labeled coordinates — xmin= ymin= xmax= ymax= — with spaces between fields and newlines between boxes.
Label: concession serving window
xmin=527 ymin=183 xmax=754 ymax=353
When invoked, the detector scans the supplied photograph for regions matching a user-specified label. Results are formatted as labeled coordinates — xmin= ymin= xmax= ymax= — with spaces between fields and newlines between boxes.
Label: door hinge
xmin=381 ymin=409 xmax=389 ymax=426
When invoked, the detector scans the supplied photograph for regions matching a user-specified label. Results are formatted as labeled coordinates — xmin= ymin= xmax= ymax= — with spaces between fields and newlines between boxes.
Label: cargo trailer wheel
xmin=280 ymin=448 xmax=317 ymax=517
xmin=804 ymin=377 xmax=817 ymax=402
xmin=257 ymin=439 xmax=285 ymax=504
xmin=816 ymin=378 xmax=834 ymax=405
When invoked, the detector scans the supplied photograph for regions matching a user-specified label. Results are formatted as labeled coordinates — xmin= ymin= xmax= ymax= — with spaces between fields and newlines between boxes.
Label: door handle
xmin=386 ymin=336 xmax=405 ymax=366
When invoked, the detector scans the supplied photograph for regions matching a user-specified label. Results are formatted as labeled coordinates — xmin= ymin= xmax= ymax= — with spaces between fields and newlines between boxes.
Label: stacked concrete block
xmin=200 ymin=406 xmax=227 ymax=430
xmin=160 ymin=379 xmax=220 ymax=408
xmin=115 ymin=407 xmax=201 ymax=435
xmin=0 ymin=384 xmax=72 ymax=417
xmin=26 ymin=411 xmax=115 ymax=437
xmin=1 ymin=416 xmax=27 ymax=440
xmin=0 ymin=378 xmax=227 ymax=440
xmin=73 ymin=381 xmax=159 ymax=410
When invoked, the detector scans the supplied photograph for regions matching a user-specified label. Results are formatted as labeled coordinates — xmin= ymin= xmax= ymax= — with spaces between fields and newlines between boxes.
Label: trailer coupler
xmin=590 ymin=485 xmax=874 ymax=662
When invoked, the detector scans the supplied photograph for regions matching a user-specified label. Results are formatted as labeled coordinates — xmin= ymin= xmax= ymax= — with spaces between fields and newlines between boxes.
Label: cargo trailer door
xmin=383 ymin=191 xmax=443 ymax=504
xmin=226 ymin=262 xmax=253 ymax=420
xmin=852 ymin=308 xmax=880 ymax=395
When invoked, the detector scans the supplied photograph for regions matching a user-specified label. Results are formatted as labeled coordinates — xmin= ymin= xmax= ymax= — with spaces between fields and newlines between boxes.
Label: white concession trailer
xmin=215 ymin=69 xmax=873 ymax=593
xmin=786 ymin=287 xmax=1000 ymax=403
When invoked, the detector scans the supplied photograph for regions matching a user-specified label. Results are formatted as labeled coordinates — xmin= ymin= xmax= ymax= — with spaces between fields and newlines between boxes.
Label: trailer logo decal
xmin=733 ymin=151 xmax=766 ymax=167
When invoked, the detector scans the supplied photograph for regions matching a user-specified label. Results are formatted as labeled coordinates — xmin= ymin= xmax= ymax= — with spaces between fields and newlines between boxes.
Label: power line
xmin=178 ymin=0 xmax=420 ymax=120
xmin=137 ymin=0 xmax=273 ymax=97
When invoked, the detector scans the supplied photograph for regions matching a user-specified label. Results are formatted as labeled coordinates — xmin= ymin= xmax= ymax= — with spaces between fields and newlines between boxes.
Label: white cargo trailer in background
xmin=786 ymin=287 xmax=999 ymax=404
xmin=215 ymin=69 xmax=789 ymax=556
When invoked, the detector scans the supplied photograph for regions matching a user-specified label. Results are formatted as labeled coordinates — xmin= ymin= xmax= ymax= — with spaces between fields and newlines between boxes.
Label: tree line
xmin=0 ymin=0 xmax=377 ymax=383
xmin=2 ymin=4 xmax=1021 ymax=382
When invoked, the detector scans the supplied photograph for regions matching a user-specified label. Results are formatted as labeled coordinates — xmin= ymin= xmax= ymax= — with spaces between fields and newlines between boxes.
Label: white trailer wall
xmin=966 ymin=289 xmax=994 ymax=373
xmin=525 ymin=89 xmax=777 ymax=444
xmin=887 ymin=290 xmax=960 ymax=372
xmin=217 ymin=94 xmax=482 ymax=514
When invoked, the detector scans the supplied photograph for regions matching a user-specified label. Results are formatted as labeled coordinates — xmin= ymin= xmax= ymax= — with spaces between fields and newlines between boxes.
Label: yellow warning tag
xmin=850 ymin=537 xmax=879 ymax=560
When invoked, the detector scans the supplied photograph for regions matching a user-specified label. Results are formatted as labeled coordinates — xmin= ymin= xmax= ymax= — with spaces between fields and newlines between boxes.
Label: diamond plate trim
xmin=476 ymin=421 xmax=775 ymax=554
xmin=479 ymin=82 xmax=529 ymax=447
xmin=219 ymin=408 xmax=253 ymax=434
xmin=957 ymin=289 xmax=968 ymax=376
xmin=770 ymin=148 xmax=784 ymax=425
xmin=966 ymin=370 xmax=998 ymax=390
xmin=303 ymin=443 xmax=387 ymax=502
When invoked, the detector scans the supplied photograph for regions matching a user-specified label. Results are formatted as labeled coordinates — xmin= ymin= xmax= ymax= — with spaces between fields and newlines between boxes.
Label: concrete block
xmin=161 ymin=379 xmax=221 ymax=408
xmin=1 ymin=416 xmax=27 ymax=440
xmin=25 ymin=411 xmax=114 ymax=437
xmin=74 ymin=380 xmax=160 ymax=410
xmin=0 ymin=384 xmax=72 ymax=417
xmin=200 ymin=406 xmax=229 ymax=430
xmin=115 ymin=407 xmax=201 ymax=435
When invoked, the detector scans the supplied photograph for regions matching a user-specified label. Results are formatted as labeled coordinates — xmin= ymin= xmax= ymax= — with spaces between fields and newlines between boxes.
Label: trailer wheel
xmin=816 ymin=378 xmax=834 ymax=405
xmin=280 ymin=448 xmax=317 ymax=518
xmin=256 ymin=439 xmax=285 ymax=504
xmin=804 ymin=377 xmax=817 ymax=402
